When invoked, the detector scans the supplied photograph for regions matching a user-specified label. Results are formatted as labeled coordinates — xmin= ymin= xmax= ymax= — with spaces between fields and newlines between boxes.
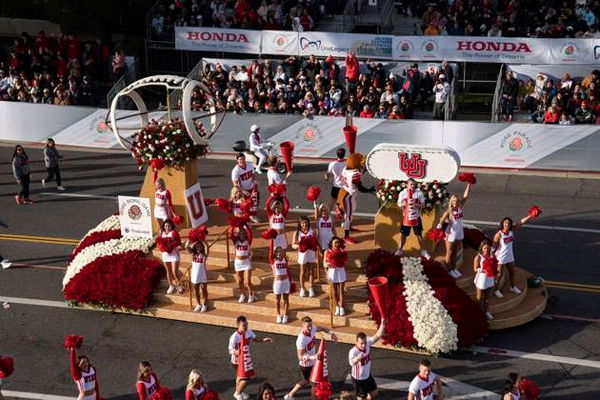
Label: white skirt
xmin=162 ymin=250 xmax=180 ymax=262
xmin=445 ymin=227 xmax=464 ymax=242
xmin=298 ymin=250 xmax=316 ymax=264
xmin=191 ymin=262 xmax=207 ymax=284
xmin=496 ymin=252 xmax=515 ymax=265
xmin=234 ymin=258 xmax=252 ymax=272
xmin=327 ymin=267 xmax=346 ymax=283
xmin=154 ymin=205 xmax=169 ymax=220
xmin=273 ymin=278 xmax=290 ymax=295
xmin=273 ymin=233 xmax=287 ymax=250
xmin=474 ymin=270 xmax=495 ymax=290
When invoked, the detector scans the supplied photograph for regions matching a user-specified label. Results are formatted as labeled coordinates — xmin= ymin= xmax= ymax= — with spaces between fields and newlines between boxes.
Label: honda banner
xmin=175 ymin=27 xmax=261 ymax=54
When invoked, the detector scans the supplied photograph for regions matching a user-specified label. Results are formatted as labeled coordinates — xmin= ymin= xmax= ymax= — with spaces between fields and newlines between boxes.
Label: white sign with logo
xmin=185 ymin=182 xmax=208 ymax=228
xmin=297 ymin=32 xmax=394 ymax=59
xmin=366 ymin=143 xmax=460 ymax=183
xmin=118 ymin=196 xmax=153 ymax=239
xmin=175 ymin=27 xmax=261 ymax=54
xmin=262 ymin=30 xmax=299 ymax=55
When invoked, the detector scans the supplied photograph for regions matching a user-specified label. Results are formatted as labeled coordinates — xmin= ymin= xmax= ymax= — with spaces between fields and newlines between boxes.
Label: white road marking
xmin=39 ymin=192 xmax=117 ymax=200
xmin=470 ymin=346 xmax=600 ymax=369
xmin=0 ymin=296 xmax=69 ymax=309
xmin=2 ymin=390 xmax=75 ymax=400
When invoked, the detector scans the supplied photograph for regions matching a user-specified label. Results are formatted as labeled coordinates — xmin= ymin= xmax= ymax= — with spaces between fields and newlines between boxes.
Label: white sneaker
xmin=339 ymin=307 xmax=346 ymax=316
xmin=454 ymin=269 xmax=463 ymax=278
xmin=308 ymin=287 xmax=315 ymax=297
xmin=510 ymin=286 xmax=522 ymax=295
xmin=282 ymin=315 xmax=288 ymax=323
xmin=41 ymin=179 xmax=46 ymax=187
xmin=335 ymin=306 xmax=340 ymax=316
xmin=248 ymin=295 xmax=256 ymax=303
xmin=420 ymin=250 xmax=432 ymax=260
xmin=250 ymin=216 xmax=259 ymax=223
xmin=1 ymin=260 xmax=12 ymax=269
xmin=394 ymin=249 xmax=404 ymax=257
xmin=238 ymin=294 xmax=246 ymax=303
xmin=448 ymin=269 xmax=458 ymax=279
xmin=494 ymin=289 xmax=504 ymax=298
xmin=193 ymin=304 xmax=202 ymax=312
xmin=241 ymin=393 xmax=249 ymax=400
xmin=284 ymin=394 xmax=294 ymax=400
xmin=276 ymin=315 xmax=283 ymax=323
xmin=200 ymin=304 xmax=208 ymax=312
xmin=486 ymin=312 xmax=494 ymax=320
xmin=166 ymin=285 xmax=175 ymax=294
xmin=57 ymin=186 xmax=66 ymax=191
xmin=299 ymin=288 xmax=306 ymax=297
xmin=233 ymin=392 xmax=242 ymax=400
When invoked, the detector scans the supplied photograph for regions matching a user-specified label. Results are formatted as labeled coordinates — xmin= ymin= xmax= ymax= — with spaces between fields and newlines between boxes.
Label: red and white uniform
xmin=296 ymin=325 xmax=318 ymax=367
xmin=445 ymin=207 xmax=464 ymax=242
xmin=340 ymin=167 xmax=362 ymax=230
xmin=70 ymin=350 xmax=99 ymax=400
xmin=408 ymin=372 xmax=438 ymax=400
xmin=136 ymin=373 xmax=159 ymax=400
xmin=474 ymin=254 xmax=496 ymax=290
xmin=154 ymin=189 xmax=171 ymax=220
xmin=348 ymin=338 xmax=374 ymax=380
xmin=272 ymin=257 xmax=290 ymax=295
xmin=185 ymin=386 xmax=206 ymax=400
xmin=267 ymin=168 xmax=286 ymax=186
xmin=231 ymin=162 xmax=256 ymax=192
xmin=160 ymin=230 xmax=180 ymax=262
xmin=191 ymin=253 xmax=207 ymax=284
xmin=231 ymin=198 xmax=244 ymax=217
xmin=327 ymin=160 xmax=346 ymax=189
xmin=270 ymin=213 xmax=287 ymax=249
xmin=495 ymin=230 xmax=515 ymax=264
xmin=234 ymin=240 xmax=252 ymax=271
xmin=505 ymin=389 xmax=522 ymax=400
xmin=398 ymin=189 xmax=425 ymax=227
xmin=325 ymin=249 xmax=347 ymax=284
xmin=228 ymin=329 xmax=256 ymax=365
xmin=297 ymin=229 xmax=316 ymax=264
xmin=317 ymin=217 xmax=334 ymax=250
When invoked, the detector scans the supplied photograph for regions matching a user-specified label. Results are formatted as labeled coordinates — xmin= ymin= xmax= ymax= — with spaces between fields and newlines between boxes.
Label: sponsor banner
xmin=298 ymin=32 xmax=394 ymax=59
xmin=175 ymin=27 xmax=260 ymax=54
xmin=394 ymin=36 xmax=444 ymax=61
xmin=118 ymin=196 xmax=153 ymax=239
xmin=366 ymin=143 xmax=460 ymax=183
xmin=184 ymin=182 xmax=208 ymax=227
xmin=262 ymin=30 xmax=299 ymax=56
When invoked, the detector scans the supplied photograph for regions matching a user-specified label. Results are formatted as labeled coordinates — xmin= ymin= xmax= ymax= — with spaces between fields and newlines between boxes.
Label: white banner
xmin=175 ymin=27 xmax=261 ymax=54
xmin=297 ymin=32 xmax=395 ymax=59
xmin=118 ymin=196 xmax=153 ymax=239
xmin=185 ymin=182 xmax=208 ymax=227
xmin=261 ymin=30 xmax=299 ymax=56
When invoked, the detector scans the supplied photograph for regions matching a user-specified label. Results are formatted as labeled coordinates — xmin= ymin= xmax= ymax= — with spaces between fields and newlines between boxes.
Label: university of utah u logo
xmin=398 ymin=152 xmax=427 ymax=179
xmin=187 ymin=191 xmax=204 ymax=219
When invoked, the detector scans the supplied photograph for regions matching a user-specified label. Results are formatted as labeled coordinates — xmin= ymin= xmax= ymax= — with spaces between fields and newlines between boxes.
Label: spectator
xmin=433 ymin=76 xmax=448 ymax=120
xmin=359 ymin=104 xmax=374 ymax=118
xmin=500 ymin=71 xmax=518 ymax=121
xmin=559 ymin=112 xmax=572 ymax=125
xmin=388 ymin=105 xmax=404 ymax=120
xmin=543 ymin=105 xmax=560 ymax=124
xmin=374 ymin=104 xmax=388 ymax=119
xmin=574 ymin=100 xmax=595 ymax=123
xmin=12 ymin=145 xmax=32 ymax=205
xmin=345 ymin=52 xmax=359 ymax=84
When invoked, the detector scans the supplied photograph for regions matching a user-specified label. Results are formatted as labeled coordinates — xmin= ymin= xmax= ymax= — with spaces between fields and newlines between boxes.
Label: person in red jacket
xmin=185 ymin=369 xmax=207 ymax=400
xmin=136 ymin=362 xmax=160 ymax=400
xmin=542 ymin=105 xmax=559 ymax=124
xmin=345 ymin=52 xmax=359 ymax=83
xmin=68 ymin=347 xmax=101 ymax=400
xmin=359 ymin=104 xmax=374 ymax=118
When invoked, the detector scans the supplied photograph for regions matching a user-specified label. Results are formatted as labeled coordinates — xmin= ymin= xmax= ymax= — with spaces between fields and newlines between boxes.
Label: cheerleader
xmin=230 ymin=187 xmax=247 ymax=217
xmin=159 ymin=219 xmax=183 ymax=295
xmin=437 ymin=182 xmax=472 ymax=278
xmin=136 ymin=362 xmax=160 ymax=400
xmin=314 ymin=202 xmax=335 ymax=260
xmin=473 ymin=240 xmax=496 ymax=321
xmin=493 ymin=212 xmax=533 ymax=297
xmin=325 ymin=237 xmax=347 ymax=316
xmin=154 ymin=178 xmax=174 ymax=231
xmin=292 ymin=216 xmax=317 ymax=297
xmin=232 ymin=226 xmax=255 ymax=303
xmin=68 ymin=347 xmax=100 ymax=400
xmin=186 ymin=239 xmax=209 ymax=312
xmin=271 ymin=246 xmax=290 ymax=323
xmin=185 ymin=369 xmax=207 ymax=400
xmin=266 ymin=155 xmax=291 ymax=186
xmin=502 ymin=373 xmax=524 ymax=400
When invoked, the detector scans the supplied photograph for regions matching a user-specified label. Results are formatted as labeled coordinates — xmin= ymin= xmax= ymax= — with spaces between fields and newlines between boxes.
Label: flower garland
xmin=130 ymin=118 xmax=209 ymax=170
xmin=376 ymin=180 xmax=448 ymax=209
xmin=70 ymin=229 xmax=122 ymax=262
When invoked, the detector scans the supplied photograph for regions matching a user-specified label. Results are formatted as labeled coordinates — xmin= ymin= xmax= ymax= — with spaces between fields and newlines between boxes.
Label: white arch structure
xmin=109 ymin=75 xmax=218 ymax=150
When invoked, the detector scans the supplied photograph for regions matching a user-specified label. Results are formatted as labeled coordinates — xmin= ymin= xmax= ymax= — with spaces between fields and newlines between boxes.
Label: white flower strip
xmin=75 ymin=215 xmax=121 ymax=247
xmin=402 ymin=257 xmax=459 ymax=354
xmin=63 ymin=236 xmax=154 ymax=288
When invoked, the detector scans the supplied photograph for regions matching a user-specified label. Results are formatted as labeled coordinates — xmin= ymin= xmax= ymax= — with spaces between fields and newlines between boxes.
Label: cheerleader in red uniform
xmin=186 ymin=239 xmax=209 ymax=313
xmin=324 ymin=237 xmax=347 ymax=316
xmin=232 ymin=226 xmax=255 ymax=303
xmin=292 ymin=216 xmax=317 ymax=298
xmin=67 ymin=347 xmax=100 ymax=400
xmin=314 ymin=202 xmax=335 ymax=273
xmin=267 ymin=200 xmax=288 ymax=251
xmin=472 ymin=240 xmax=496 ymax=321
xmin=154 ymin=178 xmax=175 ymax=231
xmin=185 ymin=369 xmax=207 ymax=400
xmin=158 ymin=219 xmax=183 ymax=295
xmin=230 ymin=187 xmax=248 ymax=218
xmin=271 ymin=246 xmax=291 ymax=324
xmin=136 ymin=362 xmax=160 ymax=400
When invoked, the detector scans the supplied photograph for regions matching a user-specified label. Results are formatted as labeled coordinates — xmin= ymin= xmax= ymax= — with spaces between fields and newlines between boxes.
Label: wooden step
xmin=488 ymin=285 xmax=548 ymax=330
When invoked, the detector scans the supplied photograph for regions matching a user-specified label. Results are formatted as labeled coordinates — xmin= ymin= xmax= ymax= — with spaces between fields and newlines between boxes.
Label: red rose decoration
xmin=64 ymin=335 xmax=84 ymax=349
xmin=306 ymin=185 xmax=321 ymax=201
xmin=427 ymin=228 xmax=445 ymax=242
xmin=528 ymin=205 xmax=542 ymax=219
xmin=463 ymin=227 xmax=491 ymax=250
xmin=458 ymin=172 xmax=477 ymax=184
xmin=261 ymin=228 xmax=278 ymax=240
xmin=70 ymin=229 xmax=122 ymax=262
xmin=204 ymin=198 xmax=214 ymax=206
xmin=188 ymin=225 xmax=208 ymax=243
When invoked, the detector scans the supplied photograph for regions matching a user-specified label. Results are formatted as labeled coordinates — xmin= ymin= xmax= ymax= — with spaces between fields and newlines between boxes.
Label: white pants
xmin=253 ymin=149 xmax=268 ymax=169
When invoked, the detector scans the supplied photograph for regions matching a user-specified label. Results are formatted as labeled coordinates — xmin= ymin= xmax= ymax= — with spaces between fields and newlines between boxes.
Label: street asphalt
xmin=1 ymin=146 xmax=600 ymax=399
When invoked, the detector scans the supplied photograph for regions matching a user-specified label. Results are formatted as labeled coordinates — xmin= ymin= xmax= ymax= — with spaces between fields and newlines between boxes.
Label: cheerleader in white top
xmin=325 ymin=237 xmax=348 ymax=316
xmin=186 ymin=239 xmax=209 ymax=313
xmin=292 ymin=216 xmax=318 ymax=298
xmin=271 ymin=246 xmax=291 ymax=323
xmin=231 ymin=225 xmax=255 ymax=303
xmin=314 ymin=203 xmax=335 ymax=278
xmin=348 ymin=322 xmax=385 ymax=400
xmin=267 ymin=200 xmax=288 ymax=251
xmin=407 ymin=359 xmax=443 ymax=400
xmin=473 ymin=240 xmax=498 ymax=321
xmin=136 ymin=362 xmax=161 ymax=400
xmin=156 ymin=219 xmax=183 ymax=295
xmin=437 ymin=182 xmax=472 ymax=279
xmin=265 ymin=155 xmax=291 ymax=221
xmin=185 ymin=369 xmax=207 ymax=400
xmin=492 ymin=211 xmax=534 ymax=298
xmin=230 ymin=187 xmax=248 ymax=218
xmin=154 ymin=178 xmax=175 ymax=231
xmin=502 ymin=373 xmax=524 ymax=400
xmin=69 ymin=347 xmax=100 ymax=400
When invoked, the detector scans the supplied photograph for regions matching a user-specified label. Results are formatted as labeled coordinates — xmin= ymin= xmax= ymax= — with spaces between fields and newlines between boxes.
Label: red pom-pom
xmin=0 ymin=356 xmax=15 ymax=378
xmin=482 ymin=257 xmax=498 ymax=276
xmin=326 ymin=248 xmax=347 ymax=266
xmin=240 ymin=198 xmax=253 ymax=215
xmin=313 ymin=381 xmax=332 ymax=400
xmin=151 ymin=387 xmax=173 ymax=400
xmin=204 ymin=391 xmax=220 ymax=400
xmin=261 ymin=228 xmax=278 ymax=240
xmin=519 ymin=378 xmax=540 ymax=400
xmin=156 ymin=237 xmax=179 ymax=253
xmin=188 ymin=225 xmax=208 ymax=243
xmin=458 ymin=172 xmax=477 ymax=184
xmin=299 ymin=235 xmax=318 ymax=252
xmin=427 ymin=228 xmax=446 ymax=242
xmin=268 ymin=183 xmax=287 ymax=196
xmin=64 ymin=335 xmax=83 ymax=349
xmin=528 ymin=205 xmax=542 ymax=219
xmin=204 ymin=198 xmax=214 ymax=206
xmin=306 ymin=185 xmax=321 ymax=201
xmin=215 ymin=198 xmax=232 ymax=213
xmin=228 ymin=216 xmax=249 ymax=229
xmin=172 ymin=214 xmax=184 ymax=225
xmin=150 ymin=158 xmax=165 ymax=171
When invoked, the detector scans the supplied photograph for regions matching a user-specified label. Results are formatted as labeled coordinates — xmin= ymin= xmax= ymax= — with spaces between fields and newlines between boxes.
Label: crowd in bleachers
xmin=412 ymin=0 xmax=600 ymax=38
xmin=499 ymin=69 xmax=600 ymax=124
xmin=186 ymin=55 xmax=454 ymax=119
xmin=0 ymin=31 xmax=122 ymax=106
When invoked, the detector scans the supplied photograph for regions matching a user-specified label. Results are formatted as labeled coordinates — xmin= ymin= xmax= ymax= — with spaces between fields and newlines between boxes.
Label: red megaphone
xmin=309 ymin=337 xmax=329 ymax=384
xmin=279 ymin=141 xmax=295 ymax=172
xmin=368 ymin=276 xmax=388 ymax=319
xmin=342 ymin=125 xmax=357 ymax=154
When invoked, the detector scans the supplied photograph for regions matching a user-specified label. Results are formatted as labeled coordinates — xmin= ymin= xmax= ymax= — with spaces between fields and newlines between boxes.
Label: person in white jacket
xmin=249 ymin=124 xmax=268 ymax=174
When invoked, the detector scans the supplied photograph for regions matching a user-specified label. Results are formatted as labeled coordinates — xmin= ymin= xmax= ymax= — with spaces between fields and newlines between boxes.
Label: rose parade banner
xmin=118 ymin=196 xmax=153 ymax=239
xmin=184 ymin=182 xmax=209 ymax=227
xmin=261 ymin=30 xmax=300 ymax=56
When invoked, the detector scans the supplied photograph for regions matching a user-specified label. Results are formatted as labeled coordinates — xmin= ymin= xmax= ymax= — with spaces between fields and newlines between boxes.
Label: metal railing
xmin=340 ymin=0 xmax=394 ymax=32
xmin=106 ymin=75 xmax=129 ymax=110
xmin=491 ymin=64 xmax=506 ymax=122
